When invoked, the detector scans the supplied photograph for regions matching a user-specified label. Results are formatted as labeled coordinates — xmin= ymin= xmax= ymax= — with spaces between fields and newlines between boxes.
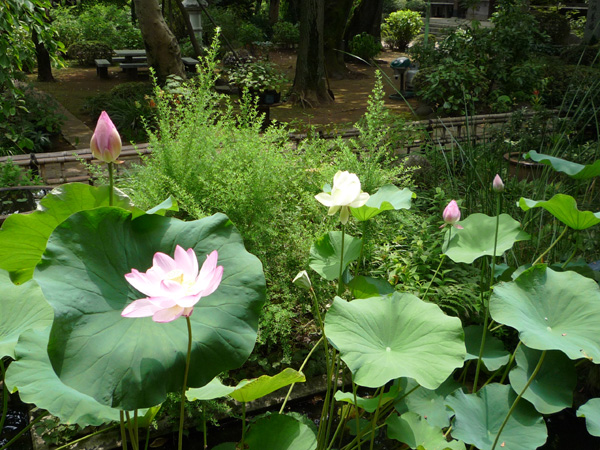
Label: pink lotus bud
xmin=493 ymin=174 xmax=504 ymax=192
xmin=90 ymin=111 xmax=122 ymax=163
xmin=443 ymin=200 xmax=461 ymax=225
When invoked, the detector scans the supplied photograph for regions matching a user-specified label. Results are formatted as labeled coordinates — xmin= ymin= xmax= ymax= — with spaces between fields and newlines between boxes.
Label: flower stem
xmin=120 ymin=411 xmax=128 ymax=450
xmin=178 ymin=316 xmax=193 ymax=450
xmin=369 ymin=390 xmax=385 ymax=450
xmin=491 ymin=350 xmax=547 ymax=450
xmin=353 ymin=382 xmax=361 ymax=450
xmin=0 ymin=359 xmax=8 ymax=434
xmin=499 ymin=341 xmax=521 ymax=384
xmin=532 ymin=225 xmax=568 ymax=266
xmin=108 ymin=162 xmax=114 ymax=206
xmin=338 ymin=225 xmax=346 ymax=296
xmin=422 ymin=254 xmax=446 ymax=300
xmin=54 ymin=424 xmax=119 ymax=450
xmin=240 ymin=402 xmax=247 ymax=450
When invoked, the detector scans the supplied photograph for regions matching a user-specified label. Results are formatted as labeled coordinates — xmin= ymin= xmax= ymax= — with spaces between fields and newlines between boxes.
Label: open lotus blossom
xmin=90 ymin=111 xmax=122 ymax=163
xmin=122 ymin=246 xmax=223 ymax=323
xmin=315 ymin=171 xmax=370 ymax=224
xmin=441 ymin=200 xmax=463 ymax=229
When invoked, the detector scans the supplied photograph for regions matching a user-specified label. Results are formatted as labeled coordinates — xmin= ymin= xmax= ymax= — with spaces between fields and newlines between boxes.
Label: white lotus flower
xmin=315 ymin=171 xmax=370 ymax=224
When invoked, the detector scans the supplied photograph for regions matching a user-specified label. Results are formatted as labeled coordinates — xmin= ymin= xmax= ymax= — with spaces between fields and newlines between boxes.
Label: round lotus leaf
xmin=577 ymin=398 xmax=600 ymax=437
xmin=0 ymin=270 xmax=52 ymax=359
xmin=518 ymin=194 xmax=600 ymax=230
xmin=309 ymin=231 xmax=362 ymax=280
xmin=5 ymin=327 xmax=120 ymax=426
xmin=245 ymin=413 xmax=317 ymax=450
xmin=509 ymin=346 xmax=576 ymax=414
xmin=36 ymin=208 xmax=265 ymax=410
xmin=490 ymin=265 xmax=600 ymax=362
xmin=351 ymin=185 xmax=415 ymax=221
xmin=386 ymin=412 xmax=466 ymax=450
xmin=186 ymin=378 xmax=235 ymax=401
xmin=464 ymin=325 xmax=510 ymax=372
xmin=324 ymin=293 xmax=465 ymax=389
xmin=527 ymin=151 xmax=600 ymax=180
xmin=229 ymin=368 xmax=305 ymax=403
xmin=446 ymin=383 xmax=547 ymax=450
xmin=443 ymin=214 xmax=530 ymax=264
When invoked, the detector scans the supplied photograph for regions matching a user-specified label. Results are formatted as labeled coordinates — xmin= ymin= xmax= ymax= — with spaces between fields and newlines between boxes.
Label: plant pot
xmin=503 ymin=152 xmax=546 ymax=182
xmin=257 ymin=90 xmax=281 ymax=106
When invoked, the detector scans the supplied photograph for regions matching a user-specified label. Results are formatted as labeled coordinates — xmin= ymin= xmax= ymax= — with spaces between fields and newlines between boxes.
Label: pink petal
xmin=121 ymin=298 xmax=163 ymax=318
xmin=153 ymin=306 xmax=184 ymax=322
xmin=195 ymin=265 xmax=223 ymax=297
xmin=182 ymin=307 xmax=194 ymax=317
xmin=153 ymin=252 xmax=176 ymax=273
xmin=125 ymin=269 xmax=160 ymax=297
xmin=176 ymin=294 xmax=202 ymax=308
xmin=174 ymin=246 xmax=199 ymax=279
xmin=160 ymin=279 xmax=186 ymax=297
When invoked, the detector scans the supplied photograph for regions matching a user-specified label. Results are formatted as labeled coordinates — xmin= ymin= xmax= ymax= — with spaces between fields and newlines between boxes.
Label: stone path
xmin=54 ymin=98 xmax=93 ymax=150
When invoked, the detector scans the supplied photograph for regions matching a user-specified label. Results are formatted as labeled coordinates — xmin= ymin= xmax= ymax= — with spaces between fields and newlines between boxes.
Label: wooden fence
xmin=0 ymin=111 xmax=535 ymax=186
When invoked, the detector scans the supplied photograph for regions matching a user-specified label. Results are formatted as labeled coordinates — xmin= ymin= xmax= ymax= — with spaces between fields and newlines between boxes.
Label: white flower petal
xmin=340 ymin=206 xmax=350 ymax=224
xmin=348 ymin=192 xmax=370 ymax=208
xmin=315 ymin=192 xmax=334 ymax=207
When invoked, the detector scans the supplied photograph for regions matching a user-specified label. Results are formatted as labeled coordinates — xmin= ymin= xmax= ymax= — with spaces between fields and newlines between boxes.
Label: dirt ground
xmin=29 ymin=48 xmax=420 ymax=133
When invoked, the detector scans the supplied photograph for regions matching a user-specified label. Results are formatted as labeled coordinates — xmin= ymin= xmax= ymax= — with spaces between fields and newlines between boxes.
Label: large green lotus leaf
xmin=324 ymin=293 xmax=465 ymax=389
xmin=36 ymin=208 xmax=265 ymax=410
xmin=0 ymin=183 xmax=133 ymax=284
xmin=395 ymin=377 xmax=462 ymax=429
xmin=508 ymin=346 xmax=576 ymax=414
xmin=577 ymin=398 xmax=600 ymax=437
xmin=186 ymin=378 xmax=235 ymax=401
xmin=518 ymin=194 xmax=600 ymax=230
xmin=229 ymin=368 xmax=305 ymax=403
xmin=245 ymin=413 xmax=317 ymax=450
xmin=386 ymin=412 xmax=466 ymax=450
xmin=490 ymin=265 xmax=600 ymax=362
xmin=0 ymin=270 xmax=53 ymax=359
xmin=351 ymin=185 xmax=415 ymax=221
xmin=4 ymin=327 xmax=120 ymax=426
xmin=347 ymin=275 xmax=394 ymax=299
xmin=308 ymin=231 xmax=362 ymax=281
xmin=443 ymin=214 xmax=530 ymax=264
xmin=464 ymin=325 xmax=510 ymax=372
xmin=446 ymin=383 xmax=547 ymax=450
xmin=527 ymin=151 xmax=600 ymax=180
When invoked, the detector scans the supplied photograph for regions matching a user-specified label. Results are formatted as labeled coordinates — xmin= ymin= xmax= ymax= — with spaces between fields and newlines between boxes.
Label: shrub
xmin=348 ymin=32 xmax=382 ymax=62
xmin=202 ymin=7 xmax=241 ymax=48
xmin=272 ymin=21 xmax=300 ymax=46
xmin=0 ymin=158 xmax=43 ymax=188
xmin=67 ymin=41 xmax=113 ymax=66
xmin=531 ymin=8 xmax=571 ymax=46
xmin=238 ymin=22 xmax=265 ymax=46
xmin=381 ymin=10 xmax=423 ymax=51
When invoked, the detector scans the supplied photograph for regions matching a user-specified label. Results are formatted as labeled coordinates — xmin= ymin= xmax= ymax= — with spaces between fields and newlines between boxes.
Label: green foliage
xmin=239 ymin=22 xmax=266 ymax=46
xmin=0 ymin=85 xmax=65 ymax=156
xmin=67 ymin=41 xmax=112 ymax=66
xmin=348 ymin=32 xmax=382 ymax=62
xmin=0 ymin=158 xmax=43 ymax=188
xmin=272 ymin=21 xmax=300 ymax=46
xmin=51 ymin=4 xmax=143 ymax=50
xmin=384 ymin=0 xmax=426 ymax=14
xmin=83 ymin=82 xmax=157 ymax=143
xmin=531 ymin=7 xmax=571 ymax=46
xmin=381 ymin=10 xmax=424 ymax=51
xmin=202 ymin=6 xmax=241 ymax=48
xmin=226 ymin=58 xmax=289 ymax=92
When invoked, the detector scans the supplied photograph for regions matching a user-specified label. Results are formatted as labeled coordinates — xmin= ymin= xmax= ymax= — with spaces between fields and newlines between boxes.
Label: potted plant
xmin=226 ymin=58 xmax=288 ymax=105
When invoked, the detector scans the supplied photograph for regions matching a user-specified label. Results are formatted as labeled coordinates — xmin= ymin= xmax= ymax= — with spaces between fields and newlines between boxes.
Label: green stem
xmin=55 ymin=424 xmax=119 ymax=450
xmin=324 ymin=353 xmax=341 ymax=445
xmin=317 ymin=351 xmax=337 ymax=449
xmin=422 ymin=254 xmax=446 ymax=300
xmin=491 ymin=350 xmax=547 ymax=450
xmin=179 ymin=316 xmax=193 ymax=450
xmin=0 ymin=359 xmax=8 ymax=434
xmin=561 ymin=231 xmax=580 ymax=268
xmin=499 ymin=341 xmax=522 ymax=384
xmin=240 ymin=403 xmax=247 ymax=450
xmin=338 ymin=225 xmax=346 ymax=296
xmin=369 ymin=390 xmax=385 ymax=450
xmin=355 ymin=222 xmax=368 ymax=276
xmin=473 ymin=196 xmax=501 ymax=393
xmin=125 ymin=411 xmax=138 ymax=450
xmin=326 ymin=400 xmax=350 ymax=450
xmin=353 ymin=382 xmax=361 ymax=450
xmin=0 ymin=412 xmax=48 ymax=450
xmin=120 ymin=411 xmax=128 ymax=450
xmin=202 ymin=407 xmax=207 ymax=450
xmin=279 ymin=337 xmax=323 ymax=413
xmin=532 ymin=225 xmax=568 ymax=266
xmin=108 ymin=162 xmax=114 ymax=206
xmin=144 ymin=424 xmax=151 ymax=450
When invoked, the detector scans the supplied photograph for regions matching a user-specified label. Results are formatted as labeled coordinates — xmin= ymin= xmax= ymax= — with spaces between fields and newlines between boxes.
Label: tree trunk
xmin=133 ymin=0 xmax=185 ymax=81
xmin=323 ymin=0 xmax=354 ymax=80
xmin=584 ymin=0 xmax=600 ymax=44
xmin=344 ymin=0 xmax=384 ymax=43
xmin=290 ymin=0 xmax=333 ymax=106
xmin=269 ymin=0 xmax=280 ymax=26
xmin=173 ymin=0 xmax=204 ymax=57
xmin=33 ymin=24 xmax=54 ymax=82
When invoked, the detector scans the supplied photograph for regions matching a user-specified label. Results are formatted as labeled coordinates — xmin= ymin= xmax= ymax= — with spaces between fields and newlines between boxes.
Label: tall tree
xmin=584 ymin=0 xmax=600 ymax=44
xmin=344 ymin=0 xmax=384 ymax=43
xmin=269 ymin=0 xmax=281 ymax=26
xmin=290 ymin=0 xmax=333 ymax=106
xmin=133 ymin=0 xmax=185 ymax=80
xmin=323 ymin=0 xmax=354 ymax=79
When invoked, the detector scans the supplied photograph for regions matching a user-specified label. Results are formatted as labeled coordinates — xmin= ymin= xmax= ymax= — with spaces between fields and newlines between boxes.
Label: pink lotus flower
xmin=441 ymin=200 xmax=463 ymax=229
xmin=122 ymin=246 xmax=223 ymax=323
xmin=493 ymin=174 xmax=504 ymax=192
xmin=90 ymin=111 xmax=122 ymax=163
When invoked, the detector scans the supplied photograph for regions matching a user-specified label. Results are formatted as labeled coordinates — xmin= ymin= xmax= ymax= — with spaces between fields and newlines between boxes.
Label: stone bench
xmin=113 ymin=56 xmax=147 ymax=64
xmin=120 ymin=62 xmax=148 ymax=79
xmin=182 ymin=57 xmax=199 ymax=71
xmin=94 ymin=59 xmax=110 ymax=79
